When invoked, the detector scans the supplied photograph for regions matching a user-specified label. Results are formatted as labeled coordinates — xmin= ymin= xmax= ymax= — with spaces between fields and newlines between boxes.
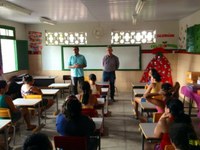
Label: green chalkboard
xmin=16 ymin=40 xmax=29 ymax=70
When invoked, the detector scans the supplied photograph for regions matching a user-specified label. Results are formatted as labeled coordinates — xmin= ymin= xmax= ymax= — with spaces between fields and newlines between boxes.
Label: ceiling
xmin=0 ymin=0 xmax=200 ymax=24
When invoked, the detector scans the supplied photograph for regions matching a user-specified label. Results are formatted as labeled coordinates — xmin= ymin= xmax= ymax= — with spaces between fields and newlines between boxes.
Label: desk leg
xmin=189 ymin=98 xmax=193 ymax=116
xmin=4 ymin=127 xmax=9 ymax=150
xmin=38 ymin=103 xmax=41 ymax=126
xmin=141 ymin=134 xmax=144 ymax=150
xmin=53 ymin=93 xmax=60 ymax=115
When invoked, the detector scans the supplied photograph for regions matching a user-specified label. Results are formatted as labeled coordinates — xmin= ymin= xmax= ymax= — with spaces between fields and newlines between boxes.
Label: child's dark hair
xmin=23 ymin=132 xmax=53 ymax=150
xmin=81 ymin=81 xmax=91 ymax=105
xmin=62 ymin=95 xmax=82 ymax=120
xmin=0 ymin=80 xmax=7 ymax=89
xmin=166 ymin=98 xmax=191 ymax=124
xmin=169 ymin=123 xmax=199 ymax=150
xmin=161 ymin=83 xmax=172 ymax=97
xmin=89 ymin=74 xmax=96 ymax=82
xmin=151 ymin=68 xmax=161 ymax=82
xmin=23 ymin=74 xmax=33 ymax=83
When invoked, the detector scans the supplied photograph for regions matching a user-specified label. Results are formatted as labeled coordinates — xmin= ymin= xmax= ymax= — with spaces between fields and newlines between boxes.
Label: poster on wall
xmin=28 ymin=31 xmax=42 ymax=54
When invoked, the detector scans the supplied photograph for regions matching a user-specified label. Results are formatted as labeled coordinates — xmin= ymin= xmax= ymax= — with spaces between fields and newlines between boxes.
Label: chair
xmin=171 ymin=81 xmax=180 ymax=99
xmin=54 ymin=136 xmax=87 ymax=150
xmin=24 ymin=95 xmax=46 ymax=123
xmin=63 ymin=75 xmax=72 ymax=95
xmin=164 ymin=144 xmax=175 ymax=150
xmin=152 ymin=112 xmax=163 ymax=123
xmin=0 ymin=108 xmax=17 ymax=145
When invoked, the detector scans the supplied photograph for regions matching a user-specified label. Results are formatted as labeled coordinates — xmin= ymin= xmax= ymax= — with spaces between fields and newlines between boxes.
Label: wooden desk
xmin=41 ymin=89 xmax=60 ymax=115
xmin=13 ymin=98 xmax=44 ymax=132
xmin=139 ymin=123 xmax=160 ymax=150
xmin=0 ymin=119 xmax=11 ymax=150
xmin=48 ymin=83 xmax=71 ymax=98
xmin=33 ymin=76 xmax=56 ymax=87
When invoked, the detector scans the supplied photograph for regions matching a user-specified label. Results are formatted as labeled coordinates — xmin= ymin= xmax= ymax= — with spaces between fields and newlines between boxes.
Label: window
xmin=0 ymin=39 xmax=17 ymax=73
xmin=0 ymin=25 xmax=17 ymax=73
xmin=45 ymin=32 xmax=87 ymax=45
xmin=111 ymin=30 xmax=156 ymax=44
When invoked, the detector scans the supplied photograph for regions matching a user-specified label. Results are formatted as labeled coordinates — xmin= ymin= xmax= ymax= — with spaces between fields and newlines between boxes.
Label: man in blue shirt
xmin=68 ymin=46 xmax=87 ymax=95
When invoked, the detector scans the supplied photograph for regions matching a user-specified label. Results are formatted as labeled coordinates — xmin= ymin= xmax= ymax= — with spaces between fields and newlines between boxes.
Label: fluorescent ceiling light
xmin=135 ymin=0 xmax=146 ymax=15
xmin=0 ymin=0 xmax=32 ymax=15
xmin=132 ymin=15 xmax=137 ymax=25
xmin=40 ymin=17 xmax=56 ymax=25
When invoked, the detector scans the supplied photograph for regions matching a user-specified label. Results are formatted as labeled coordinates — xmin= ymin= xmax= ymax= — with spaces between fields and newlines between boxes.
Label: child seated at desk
xmin=154 ymin=98 xmax=192 ymax=150
xmin=0 ymin=80 xmax=36 ymax=130
xmin=88 ymin=74 xmax=101 ymax=98
xmin=77 ymin=81 xmax=98 ymax=117
xmin=21 ymin=74 xmax=54 ymax=112
xmin=134 ymin=69 xmax=162 ymax=119
xmin=56 ymin=95 xmax=97 ymax=150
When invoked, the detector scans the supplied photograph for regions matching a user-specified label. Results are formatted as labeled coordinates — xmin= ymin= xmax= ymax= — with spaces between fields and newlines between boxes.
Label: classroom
xmin=0 ymin=0 xmax=200 ymax=150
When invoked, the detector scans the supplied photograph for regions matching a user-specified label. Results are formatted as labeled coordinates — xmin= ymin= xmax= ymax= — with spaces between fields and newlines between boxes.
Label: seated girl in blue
xmin=56 ymin=95 xmax=97 ymax=150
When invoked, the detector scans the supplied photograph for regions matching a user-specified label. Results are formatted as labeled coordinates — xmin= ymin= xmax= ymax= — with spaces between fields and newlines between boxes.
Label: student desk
xmin=140 ymin=102 xmax=157 ymax=117
xmin=0 ymin=119 xmax=11 ymax=150
xmin=132 ymin=88 xmax=145 ymax=105
xmin=139 ymin=123 xmax=160 ymax=150
xmin=181 ymin=86 xmax=200 ymax=118
xmin=131 ymin=83 xmax=146 ymax=100
xmin=41 ymin=89 xmax=60 ymax=115
xmin=92 ymin=117 xmax=103 ymax=150
xmin=13 ymin=98 xmax=44 ymax=132
xmin=96 ymin=82 xmax=109 ymax=87
xmin=33 ymin=76 xmax=56 ymax=87
xmin=100 ymin=87 xmax=109 ymax=116
xmin=96 ymin=98 xmax=105 ymax=117
xmin=48 ymin=83 xmax=71 ymax=98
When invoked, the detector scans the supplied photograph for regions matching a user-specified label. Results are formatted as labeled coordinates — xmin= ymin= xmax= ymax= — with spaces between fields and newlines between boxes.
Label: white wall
xmin=0 ymin=19 xmax=27 ymax=40
xmin=25 ymin=20 xmax=179 ymax=92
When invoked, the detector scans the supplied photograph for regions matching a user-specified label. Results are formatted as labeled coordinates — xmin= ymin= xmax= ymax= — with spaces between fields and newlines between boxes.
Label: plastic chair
xmin=164 ymin=144 xmax=175 ymax=150
xmin=54 ymin=136 xmax=87 ymax=150
xmin=171 ymin=81 xmax=180 ymax=99
xmin=152 ymin=112 xmax=163 ymax=123
xmin=63 ymin=75 xmax=72 ymax=95
xmin=0 ymin=108 xmax=17 ymax=145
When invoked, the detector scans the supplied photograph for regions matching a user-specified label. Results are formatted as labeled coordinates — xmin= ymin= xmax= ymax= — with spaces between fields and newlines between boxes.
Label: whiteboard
xmin=141 ymin=53 xmax=154 ymax=70
xmin=42 ymin=46 xmax=62 ymax=70
xmin=62 ymin=45 xmax=141 ymax=70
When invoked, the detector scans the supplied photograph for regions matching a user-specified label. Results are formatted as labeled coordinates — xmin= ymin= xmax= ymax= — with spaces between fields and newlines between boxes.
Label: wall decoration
xmin=150 ymin=41 xmax=177 ymax=49
xmin=140 ymin=47 xmax=173 ymax=85
xmin=28 ymin=31 xmax=42 ymax=54
xmin=186 ymin=24 xmax=200 ymax=53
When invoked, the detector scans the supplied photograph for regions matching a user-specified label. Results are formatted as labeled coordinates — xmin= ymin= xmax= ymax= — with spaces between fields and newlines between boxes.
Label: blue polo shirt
xmin=68 ymin=54 xmax=87 ymax=77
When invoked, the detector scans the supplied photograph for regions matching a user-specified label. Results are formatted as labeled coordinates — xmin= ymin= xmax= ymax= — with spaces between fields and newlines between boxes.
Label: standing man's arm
xmin=68 ymin=56 xmax=75 ymax=68
xmin=116 ymin=56 xmax=120 ymax=70
xmin=78 ymin=55 xmax=87 ymax=68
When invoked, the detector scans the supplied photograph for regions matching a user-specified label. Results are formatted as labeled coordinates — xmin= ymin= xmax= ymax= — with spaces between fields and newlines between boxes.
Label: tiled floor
xmin=1 ymin=92 xmax=200 ymax=150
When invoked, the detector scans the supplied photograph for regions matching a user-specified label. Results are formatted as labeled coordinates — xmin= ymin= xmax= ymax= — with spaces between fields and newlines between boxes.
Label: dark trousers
xmin=102 ymin=71 xmax=116 ymax=99
xmin=72 ymin=76 xmax=84 ymax=95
